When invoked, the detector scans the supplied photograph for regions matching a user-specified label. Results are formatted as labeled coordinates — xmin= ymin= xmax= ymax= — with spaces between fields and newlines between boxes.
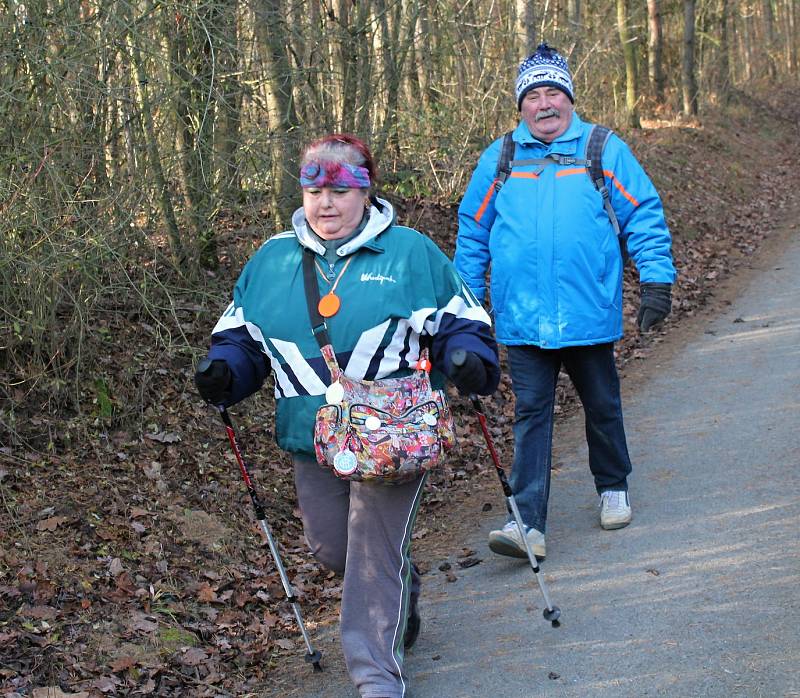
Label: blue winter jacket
xmin=455 ymin=112 xmax=676 ymax=348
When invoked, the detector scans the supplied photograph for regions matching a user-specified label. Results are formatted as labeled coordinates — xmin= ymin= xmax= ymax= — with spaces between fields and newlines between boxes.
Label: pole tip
xmin=306 ymin=650 xmax=323 ymax=671
xmin=543 ymin=606 xmax=561 ymax=626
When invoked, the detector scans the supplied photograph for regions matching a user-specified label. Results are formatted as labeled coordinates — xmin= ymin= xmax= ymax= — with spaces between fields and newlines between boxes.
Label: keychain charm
xmin=333 ymin=450 xmax=358 ymax=476
xmin=325 ymin=380 xmax=345 ymax=404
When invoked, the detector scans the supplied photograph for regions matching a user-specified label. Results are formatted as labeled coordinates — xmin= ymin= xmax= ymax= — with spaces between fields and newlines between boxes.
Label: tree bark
xmin=616 ymin=0 xmax=640 ymax=127
xmin=167 ymin=9 xmax=215 ymax=268
xmin=717 ymin=0 xmax=731 ymax=103
xmin=742 ymin=1 xmax=754 ymax=82
xmin=373 ymin=0 xmax=421 ymax=162
xmin=215 ymin=0 xmax=244 ymax=208
xmin=647 ymin=0 xmax=665 ymax=103
xmin=254 ymin=0 xmax=302 ymax=228
xmin=789 ymin=0 xmax=799 ymax=73
xmin=130 ymin=21 xmax=184 ymax=265
xmin=517 ymin=0 xmax=537 ymax=55
xmin=416 ymin=2 xmax=438 ymax=109
xmin=762 ymin=0 xmax=777 ymax=78
xmin=682 ymin=0 xmax=699 ymax=116
xmin=567 ymin=0 xmax=582 ymax=65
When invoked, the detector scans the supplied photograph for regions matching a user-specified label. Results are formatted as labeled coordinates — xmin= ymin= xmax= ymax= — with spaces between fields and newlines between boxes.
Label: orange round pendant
xmin=318 ymin=293 xmax=341 ymax=318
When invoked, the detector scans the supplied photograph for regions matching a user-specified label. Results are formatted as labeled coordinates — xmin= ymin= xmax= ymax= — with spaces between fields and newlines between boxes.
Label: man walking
xmin=455 ymin=43 xmax=676 ymax=560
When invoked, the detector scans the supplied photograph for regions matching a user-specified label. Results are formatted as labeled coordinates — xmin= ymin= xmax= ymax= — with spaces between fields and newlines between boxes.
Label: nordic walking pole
xmin=450 ymin=351 xmax=561 ymax=627
xmin=213 ymin=401 xmax=323 ymax=671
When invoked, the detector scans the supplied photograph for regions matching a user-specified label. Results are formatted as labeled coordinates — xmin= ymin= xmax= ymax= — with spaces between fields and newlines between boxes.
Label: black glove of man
xmin=637 ymin=282 xmax=672 ymax=332
xmin=194 ymin=357 xmax=232 ymax=405
xmin=447 ymin=349 xmax=488 ymax=396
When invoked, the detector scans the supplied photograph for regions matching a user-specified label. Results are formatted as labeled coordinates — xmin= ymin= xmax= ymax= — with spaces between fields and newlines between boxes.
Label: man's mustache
xmin=535 ymin=108 xmax=560 ymax=121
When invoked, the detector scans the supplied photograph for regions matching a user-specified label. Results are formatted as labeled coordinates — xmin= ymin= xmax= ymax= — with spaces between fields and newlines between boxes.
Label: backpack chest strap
xmin=510 ymin=155 xmax=592 ymax=168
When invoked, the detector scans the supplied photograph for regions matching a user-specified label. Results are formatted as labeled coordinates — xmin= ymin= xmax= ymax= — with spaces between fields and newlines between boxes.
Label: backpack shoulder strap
xmin=494 ymin=131 xmax=516 ymax=192
xmin=585 ymin=125 xmax=629 ymax=263
xmin=585 ymin=125 xmax=613 ymax=190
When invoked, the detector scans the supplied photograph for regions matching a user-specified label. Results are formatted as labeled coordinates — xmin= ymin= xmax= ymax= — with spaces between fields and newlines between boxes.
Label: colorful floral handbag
xmin=302 ymin=250 xmax=456 ymax=484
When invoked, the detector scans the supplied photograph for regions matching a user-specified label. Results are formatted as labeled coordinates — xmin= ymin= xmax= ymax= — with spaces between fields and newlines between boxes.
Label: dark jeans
xmin=507 ymin=343 xmax=632 ymax=533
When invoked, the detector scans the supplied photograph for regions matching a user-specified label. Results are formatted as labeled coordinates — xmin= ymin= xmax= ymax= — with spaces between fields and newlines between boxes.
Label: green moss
xmin=159 ymin=627 xmax=198 ymax=650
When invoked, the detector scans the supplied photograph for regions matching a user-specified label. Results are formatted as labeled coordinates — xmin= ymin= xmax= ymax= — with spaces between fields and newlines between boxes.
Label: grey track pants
xmin=293 ymin=454 xmax=425 ymax=698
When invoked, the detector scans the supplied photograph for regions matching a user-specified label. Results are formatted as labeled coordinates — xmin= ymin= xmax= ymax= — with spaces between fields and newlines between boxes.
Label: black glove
xmin=447 ymin=349 xmax=488 ymax=396
xmin=637 ymin=282 xmax=672 ymax=332
xmin=195 ymin=357 xmax=232 ymax=405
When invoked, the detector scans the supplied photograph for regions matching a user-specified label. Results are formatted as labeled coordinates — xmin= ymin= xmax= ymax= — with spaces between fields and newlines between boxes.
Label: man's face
xmin=520 ymin=87 xmax=574 ymax=143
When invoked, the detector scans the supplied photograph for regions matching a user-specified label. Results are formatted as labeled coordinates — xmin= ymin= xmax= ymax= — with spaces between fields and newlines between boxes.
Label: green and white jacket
xmin=207 ymin=197 xmax=499 ymax=456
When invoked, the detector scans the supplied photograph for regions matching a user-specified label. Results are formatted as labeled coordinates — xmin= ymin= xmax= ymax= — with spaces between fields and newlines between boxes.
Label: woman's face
xmin=303 ymin=186 xmax=369 ymax=240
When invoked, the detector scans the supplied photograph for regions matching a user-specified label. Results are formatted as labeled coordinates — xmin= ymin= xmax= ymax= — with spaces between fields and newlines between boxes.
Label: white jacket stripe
xmin=270 ymin=338 xmax=327 ymax=395
xmin=264 ymin=345 xmax=299 ymax=398
xmin=213 ymin=305 xmax=269 ymax=350
xmin=377 ymin=319 xmax=422 ymax=377
xmin=424 ymin=295 xmax=492 ymax=335
xmin=344 ymin=319 xmax=392 ymax=379
xmin=213 ymin=306 xmax=306 ymax=397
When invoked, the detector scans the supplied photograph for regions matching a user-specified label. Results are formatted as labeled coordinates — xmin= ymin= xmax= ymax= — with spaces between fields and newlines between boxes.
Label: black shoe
xmin=404 ymin=603 xmax=421 ymax=649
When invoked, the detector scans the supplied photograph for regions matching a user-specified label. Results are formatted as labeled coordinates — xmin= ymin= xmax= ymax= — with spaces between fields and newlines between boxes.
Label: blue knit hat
xmin=515 ymin=43 xmax=574 ymax=109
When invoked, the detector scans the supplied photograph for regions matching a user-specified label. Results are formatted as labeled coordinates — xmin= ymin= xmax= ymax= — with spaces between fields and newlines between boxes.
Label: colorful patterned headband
xmin=299 ymin=162 xmax=371 ymax=189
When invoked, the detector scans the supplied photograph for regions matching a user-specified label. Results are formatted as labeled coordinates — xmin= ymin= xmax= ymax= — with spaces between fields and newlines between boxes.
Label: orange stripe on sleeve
xmin=509 ymin=172 xmax=540 ymax=179
xmin=603 ymin=169 xmax=639 ymax=207
xmin=474 ymin=181 xmax=497 ymax=223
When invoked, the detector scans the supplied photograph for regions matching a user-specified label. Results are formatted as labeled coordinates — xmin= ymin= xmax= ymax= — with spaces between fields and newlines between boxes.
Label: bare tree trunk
xmin=291 ymin=0 xmax=332 ymax=134
xmin=374 ymin=0 xmax=421 ymax=162
xmin=682 ymin=0 xmax=699 ymax=116
xmin=742 ymin=2 xmax=754 ymax=81
xmin=215 ymin=0 xmax=243 ymax=207
xmin=336 ymin=0 xmax=356 ymax=132
xmin=255 ymin=0 xmax=302 ymax=228
xmin=717 ymin=0 xmax=731 ymax=102
xmin=616 ymin=0 xmax=640 ymax=127
xmin=763 ymin=0 xmax=777 ymax=77
xmin=417 ymin=2 xmax=438 ymax=109
xmin=789 ymin=0 xmax=799 ymax=72
xmin=353 ymin=1 xmax=374 ymax=138
xmin=130 ymin=28 xmax=184 ymax=265
xmin=567 ymin=0 xmax=582 ymax=65
xmin=517 ymin=0 xmax=537 ymax=55
xmin=647 ymin=0 xmax=665 ymax=103
xmin=167 ymin=8 xmax=216 ymax=268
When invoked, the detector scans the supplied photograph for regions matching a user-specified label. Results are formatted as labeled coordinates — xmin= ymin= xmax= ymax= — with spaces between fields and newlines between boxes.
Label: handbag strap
xmin=302 ymin=249 xmax=343 ymax=380
xmin=301 ymin=246 xmax=431 ymax=378
xmin=302 ymin=248 xmax=331 ymax=349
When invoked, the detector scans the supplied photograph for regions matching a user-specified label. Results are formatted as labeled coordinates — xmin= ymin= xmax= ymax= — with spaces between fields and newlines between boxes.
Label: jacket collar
xmin=292 ymin=196 xmax=395 ymax=256
xmin=513 ymin=111 xmax=584 ymax=155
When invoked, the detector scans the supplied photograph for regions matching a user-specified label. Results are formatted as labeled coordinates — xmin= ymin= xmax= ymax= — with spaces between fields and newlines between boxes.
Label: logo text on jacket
xmin=360 ymin=272 xmax=397 ymax=284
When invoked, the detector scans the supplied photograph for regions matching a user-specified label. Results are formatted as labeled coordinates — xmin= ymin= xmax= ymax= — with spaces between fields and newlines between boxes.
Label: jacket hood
xmin=291 ymin=196 xmax=396 ymax=256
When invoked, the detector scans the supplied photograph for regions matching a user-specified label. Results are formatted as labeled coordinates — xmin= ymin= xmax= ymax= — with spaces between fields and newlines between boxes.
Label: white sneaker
xmin=488 ymin=521 xmax=546 ymax=560
xmin=599 ymin=490 xmax=632 ymax=530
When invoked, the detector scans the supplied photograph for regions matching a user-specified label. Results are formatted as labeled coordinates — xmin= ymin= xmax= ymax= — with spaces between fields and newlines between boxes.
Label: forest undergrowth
xmin=1 ymin=86 xmax=799 ymax=697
